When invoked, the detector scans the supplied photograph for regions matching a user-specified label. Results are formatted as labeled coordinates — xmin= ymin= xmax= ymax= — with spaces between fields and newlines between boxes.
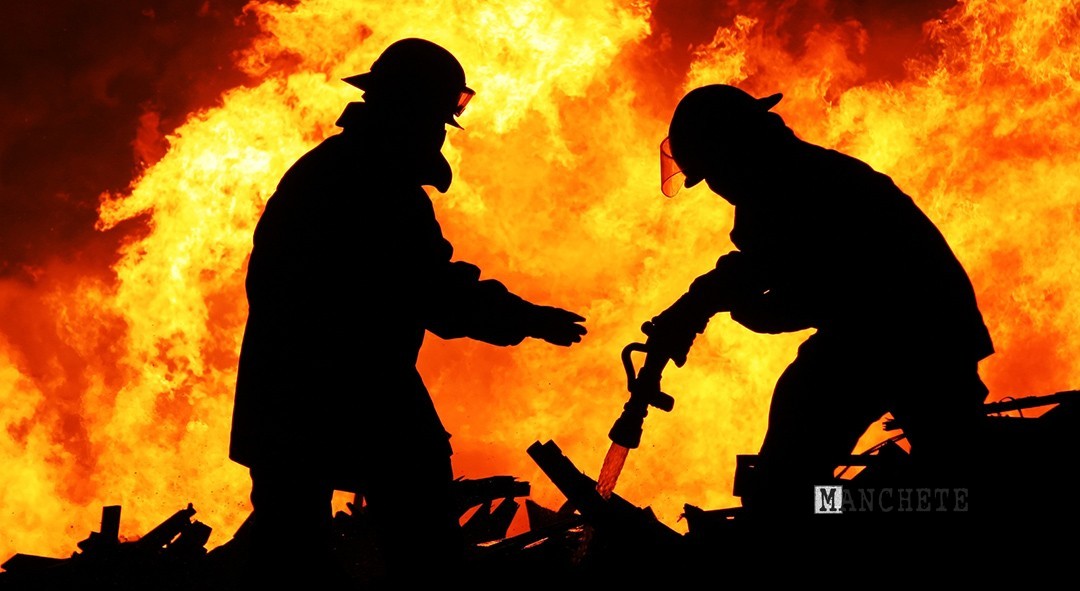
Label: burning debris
xmin=4 ymin=385 xmax=1080 ymax=587
xmin=0 ymin=476 xmax=585 ymax=589
xmin=1 ymin=503 xmax=213 ymax=590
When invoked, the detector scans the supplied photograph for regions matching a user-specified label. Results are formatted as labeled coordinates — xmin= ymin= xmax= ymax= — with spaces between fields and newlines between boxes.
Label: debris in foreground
xmin=0 ymin=476 xmax=583 ymax=589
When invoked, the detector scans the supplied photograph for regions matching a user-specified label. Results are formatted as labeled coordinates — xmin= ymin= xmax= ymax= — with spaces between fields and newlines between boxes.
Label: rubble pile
xmin=3 ymin=390 xmax=1080 ymax=587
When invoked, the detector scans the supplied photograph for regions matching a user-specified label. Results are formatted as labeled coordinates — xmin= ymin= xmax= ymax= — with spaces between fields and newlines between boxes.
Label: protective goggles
xmin=455 ymin=87 xmax=476 ymax=117
xmin=660 ymin=137 xmax=704 ymax=197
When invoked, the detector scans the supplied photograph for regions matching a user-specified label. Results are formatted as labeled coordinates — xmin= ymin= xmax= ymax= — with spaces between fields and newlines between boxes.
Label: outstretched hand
xmin=530 ymin=306 xmax=587 ymax=346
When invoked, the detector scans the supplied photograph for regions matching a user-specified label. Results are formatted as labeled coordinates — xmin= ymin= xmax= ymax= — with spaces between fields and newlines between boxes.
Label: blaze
xmin=2 ymin=0 xmax=1078 ymax=561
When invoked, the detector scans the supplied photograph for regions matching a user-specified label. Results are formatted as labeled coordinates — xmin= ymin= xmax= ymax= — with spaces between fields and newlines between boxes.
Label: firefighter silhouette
xmin=645 ymin=84 xmax=993 ymax=516
xmin=229 ymin=38 xmax=587 ymax=583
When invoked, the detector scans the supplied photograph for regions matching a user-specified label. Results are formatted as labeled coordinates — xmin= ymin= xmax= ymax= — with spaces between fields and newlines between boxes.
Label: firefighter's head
xmin=341 ymin=38 xmax=475 ymax=193
xmin=660 ymin=84 xmax=792 ymax=200
xmin=343 ymin=38 xmax=475 ymax=130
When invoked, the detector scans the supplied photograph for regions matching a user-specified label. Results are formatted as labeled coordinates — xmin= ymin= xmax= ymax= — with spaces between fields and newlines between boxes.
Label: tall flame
xmin=2 ymin=0 xmax=1079 ymax=561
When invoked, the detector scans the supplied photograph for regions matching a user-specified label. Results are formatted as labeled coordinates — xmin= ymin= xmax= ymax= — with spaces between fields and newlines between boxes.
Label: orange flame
xmin=2 ymin=0 xmax=1079 ymax=561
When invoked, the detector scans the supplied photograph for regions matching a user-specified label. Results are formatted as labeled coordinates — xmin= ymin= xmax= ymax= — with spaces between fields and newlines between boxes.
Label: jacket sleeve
xmin=653 ymin=249 xmax=817 ymax=336
xmin=405 ymin=193 xmax=539 ymax=346
xmin=729 ymin=290 xmax=818 ymax=334
xmin=652 ymin=251 xmax=766 ymax=333
xmin=422 ymin=259 xmax=540 ymax=346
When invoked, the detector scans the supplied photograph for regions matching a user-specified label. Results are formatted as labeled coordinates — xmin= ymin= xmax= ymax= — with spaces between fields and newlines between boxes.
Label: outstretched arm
xmin=644 ymin=250 xmax=765 ymax=365
xmin=422 ymin=259 xmax=586 ymax=346
xmin=407 ymin=194 xmax=586 ymax=347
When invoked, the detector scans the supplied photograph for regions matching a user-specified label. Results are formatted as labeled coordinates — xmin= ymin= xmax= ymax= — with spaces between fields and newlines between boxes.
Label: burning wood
xmin=453 ymin=476 xmax=531 ymax=545
xmin=134 ymin=504 xmax=199 ymax=552
xmin=0 ymin=503 xmax=213 ymax=590
xmin=452 ymin=476 xmax=531 ymax=515
xmin=486 ymin=499 xmax=584 ymax=553
xmin=526 ymin=439 xmax=683 ymax=568
xmin=5 ymin=415 xmax=1080 ymax=587
xmin=461 ymin=498 xmax=520 ymax=546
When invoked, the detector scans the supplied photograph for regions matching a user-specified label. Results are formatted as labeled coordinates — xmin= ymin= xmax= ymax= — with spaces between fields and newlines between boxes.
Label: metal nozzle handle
xmin=621 ymin=343 xmax=675 ymax=412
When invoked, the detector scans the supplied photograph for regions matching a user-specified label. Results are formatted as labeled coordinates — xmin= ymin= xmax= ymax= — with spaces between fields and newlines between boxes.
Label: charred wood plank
xmin=983 ymin=390 xmax=1080 ymax=414
xmin=0 ymin=554 xmax=68 ymax=573
xmin=135 ymin=503 xmax=197 ymax=551
xmin=452 ymin=476 xmax=531 ymax=516
xmin=461 ymin=497 xmax=520 ymax=545
xmin=100 ymin=505 xmax=121 ymax=544
xmin=166 ymin=520 xmax=213 ymax=557
xmin=525 ymin=498 xmax=576 ymax=531
xmin=482 ymin=505 xmax=585 ymax=556
xmin=526 ymin=440 xmax=681 ymax=546
xmin=75 ymin=504 xmax=122 ymax=554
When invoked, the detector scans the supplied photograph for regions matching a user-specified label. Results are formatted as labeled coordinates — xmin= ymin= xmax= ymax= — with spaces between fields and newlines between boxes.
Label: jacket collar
xmin=334 ymin=102 xmax=453 ymax=193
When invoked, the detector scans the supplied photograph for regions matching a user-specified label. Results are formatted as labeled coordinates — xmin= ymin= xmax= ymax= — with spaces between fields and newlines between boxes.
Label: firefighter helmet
xmin=661 ymin=84 xmax=782 ymax=197
xmin=343 ymin=38 xmax=475 ymax=129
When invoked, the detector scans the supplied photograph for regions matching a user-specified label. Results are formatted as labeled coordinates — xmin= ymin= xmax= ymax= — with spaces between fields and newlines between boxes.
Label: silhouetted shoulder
xmin=274 ymin=134 xmax=364 ymax=196
xmin=794 ymin=143 xmax=901 ymax=195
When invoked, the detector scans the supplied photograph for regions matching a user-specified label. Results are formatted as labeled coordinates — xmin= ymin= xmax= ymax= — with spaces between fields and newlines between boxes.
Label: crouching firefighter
xmin=642 ymin=84 xmax=994 ymax=518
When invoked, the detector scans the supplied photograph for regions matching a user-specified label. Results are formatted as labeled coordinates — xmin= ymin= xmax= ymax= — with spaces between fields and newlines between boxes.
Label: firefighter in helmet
xmin=645 ymin=84 xmax=993 ymax=515
xmin=229 ymin=38 xmax=587 ymax=582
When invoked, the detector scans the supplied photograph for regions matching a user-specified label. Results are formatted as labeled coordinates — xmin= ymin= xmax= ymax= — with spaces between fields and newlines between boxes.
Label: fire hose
xmin=596 ymin=323 xmax=676 ymax=499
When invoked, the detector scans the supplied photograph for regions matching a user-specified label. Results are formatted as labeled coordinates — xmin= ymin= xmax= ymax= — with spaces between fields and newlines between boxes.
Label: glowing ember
xmin=2 ymin=0 xmax=1079 ymax=563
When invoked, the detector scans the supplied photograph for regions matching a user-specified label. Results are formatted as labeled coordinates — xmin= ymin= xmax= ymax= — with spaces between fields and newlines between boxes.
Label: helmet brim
xmin=758 ymin=92 xmax=783 ymax=111
xmin=343 ymin=73 xmax=465 ymax=128
xmin=342 ymin=73 xmax=371 ymax=90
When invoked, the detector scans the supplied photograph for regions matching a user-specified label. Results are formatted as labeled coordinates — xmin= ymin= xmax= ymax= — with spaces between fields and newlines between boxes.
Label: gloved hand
xmin=641 ymin=317 xmax=698 ymax=367
xmin=528 ymin=306 xmax=587 ymax=346
xmin=642 ymin=294 xmax=713 ymax=367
